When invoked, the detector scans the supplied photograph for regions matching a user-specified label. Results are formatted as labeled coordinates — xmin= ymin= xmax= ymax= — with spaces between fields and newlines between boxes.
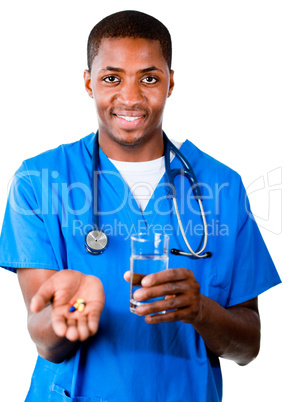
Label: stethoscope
xmin=85 ymin=132 xmax=212 ymax=259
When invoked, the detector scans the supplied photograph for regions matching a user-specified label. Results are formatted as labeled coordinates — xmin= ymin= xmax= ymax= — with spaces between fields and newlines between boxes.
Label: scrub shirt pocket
xmin=51 ymin=384 xmax=107 ymax=402
xmin=206 ymin=263 xmax=229 ymax=307
xmin=190 ymin=257 xmax=229 ymax=307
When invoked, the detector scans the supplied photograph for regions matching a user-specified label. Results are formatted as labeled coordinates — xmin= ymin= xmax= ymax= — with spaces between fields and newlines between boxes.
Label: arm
xmin=124 ymin=268 xmax=260 ymax=366
xmin=17 ymin=268 xmax=105 ymax=363
xmin=186 ymin=294 xmax=260 ymax=366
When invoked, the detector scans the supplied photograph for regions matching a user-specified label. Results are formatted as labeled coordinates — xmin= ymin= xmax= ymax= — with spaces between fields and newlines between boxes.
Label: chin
xmin=111 ymin=131 xmax=145 ymax=146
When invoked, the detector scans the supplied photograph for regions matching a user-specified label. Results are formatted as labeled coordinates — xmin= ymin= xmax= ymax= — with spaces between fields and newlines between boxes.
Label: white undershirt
xmin=109 ymin=139 xmax=183 ymax=212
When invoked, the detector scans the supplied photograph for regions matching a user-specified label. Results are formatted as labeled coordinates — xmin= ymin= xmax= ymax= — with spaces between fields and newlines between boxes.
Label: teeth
xmin=117 ymin=115 xmax=142 ymax=122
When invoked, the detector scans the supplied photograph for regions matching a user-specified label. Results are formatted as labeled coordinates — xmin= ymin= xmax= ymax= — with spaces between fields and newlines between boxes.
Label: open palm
xmin=30 ymin=270 xmax=105 ymax=342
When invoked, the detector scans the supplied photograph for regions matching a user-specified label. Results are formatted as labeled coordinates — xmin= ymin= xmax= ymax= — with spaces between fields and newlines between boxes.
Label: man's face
xmin=84 ymin=37 xmax=174 ymax=157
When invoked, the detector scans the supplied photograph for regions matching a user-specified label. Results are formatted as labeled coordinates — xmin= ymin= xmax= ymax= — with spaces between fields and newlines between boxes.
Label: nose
xmin=117 ymin=80 xmax=144 ymax=107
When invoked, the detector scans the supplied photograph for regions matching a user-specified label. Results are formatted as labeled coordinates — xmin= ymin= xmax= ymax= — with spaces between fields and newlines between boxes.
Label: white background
xmin=0 ymin=1 xmax=287 ymax=401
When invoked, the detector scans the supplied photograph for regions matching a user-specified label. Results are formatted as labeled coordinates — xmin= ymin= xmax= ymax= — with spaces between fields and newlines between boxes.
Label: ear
xmin=84 ymin=69 xmax=94 ymax=98
xmin=167 ymin=70 xmax=175 ymax=98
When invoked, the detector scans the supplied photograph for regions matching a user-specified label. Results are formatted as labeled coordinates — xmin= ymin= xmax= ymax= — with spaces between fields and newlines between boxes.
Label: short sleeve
xmin=0 ymin=163 xmax=59 ymax=273
xmin=226 ymin=182 xmax=281 ymax=307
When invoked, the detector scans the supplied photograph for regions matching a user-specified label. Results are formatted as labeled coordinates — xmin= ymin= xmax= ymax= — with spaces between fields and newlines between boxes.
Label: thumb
xmin=30 ymin=276 xmax=56 ymax=313
xmin=123 ymin=271 xmax=146 ymax=285
xmin=123 ymin=271 xmax=130 ymax=282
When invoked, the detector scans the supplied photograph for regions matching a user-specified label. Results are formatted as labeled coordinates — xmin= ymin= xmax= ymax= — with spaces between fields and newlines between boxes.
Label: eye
xmin=103 ymin=75 xmax=120 ymax=83
xmin=142 ymin=76 xmax=158 ymax=84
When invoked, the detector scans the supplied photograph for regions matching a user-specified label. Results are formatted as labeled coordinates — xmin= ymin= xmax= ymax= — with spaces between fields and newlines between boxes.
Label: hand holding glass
xmin=130 ymin=233 xmax=169 ymax=314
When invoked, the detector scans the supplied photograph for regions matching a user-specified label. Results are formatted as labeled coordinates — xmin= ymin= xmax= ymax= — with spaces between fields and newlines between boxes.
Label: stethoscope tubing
xmin=86 ymin=132 xmax=211 ymax=259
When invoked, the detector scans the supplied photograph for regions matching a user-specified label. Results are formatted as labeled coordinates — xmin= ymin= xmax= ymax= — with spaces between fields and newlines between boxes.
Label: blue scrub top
xmin=0 ymin=133 xmax=281 ymax=402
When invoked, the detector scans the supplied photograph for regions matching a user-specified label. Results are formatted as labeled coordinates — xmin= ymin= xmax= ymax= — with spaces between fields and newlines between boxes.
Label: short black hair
xmin=87 ymin=10 xmax=172 ymax=71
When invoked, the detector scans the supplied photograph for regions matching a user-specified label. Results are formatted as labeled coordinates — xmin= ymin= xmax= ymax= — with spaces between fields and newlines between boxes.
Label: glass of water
xmin=130 ymin=233 xmax=169 ymax=314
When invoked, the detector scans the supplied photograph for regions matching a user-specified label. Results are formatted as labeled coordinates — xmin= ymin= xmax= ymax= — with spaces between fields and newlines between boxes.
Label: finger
xmin=123 ymin=271 xmax=130 ymax=282
xmin=65 ymin=319 xmax=79 ymax=342
xmin=141 ymin=268 xmax=196 ymax=287
xmin=87 ymin=302 xmax=104 ymax=335
xmin=52 ymin=312 xmax=69 ymax=338
xmin=134 ymin=280 xmax=193 ymax=301
xmin=146 ymin=303 xmax=201 ymax=324
xmin=76 ymin=314 xmax=90 ymax=341
xmin=124 ymin=271 xmax=146 ymax=286
xmin=30 ymin=276 xmax=57 ymax=313
xmin=145 ymin=308 xmax=185 ymax=324
xmin=136 ymin=294 xmax=188 ymax=316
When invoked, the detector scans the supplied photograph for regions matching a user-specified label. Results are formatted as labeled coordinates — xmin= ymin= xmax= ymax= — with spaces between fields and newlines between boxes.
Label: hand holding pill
xmin=30 ymin=270 xmax=105 ymax=342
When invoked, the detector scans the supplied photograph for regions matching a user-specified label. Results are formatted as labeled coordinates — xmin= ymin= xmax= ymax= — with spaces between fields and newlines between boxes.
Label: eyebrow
xmin=100 ymin=66 xmax=164 ymax=74
xmin=139 ymin=66 xmax=164 ymax=74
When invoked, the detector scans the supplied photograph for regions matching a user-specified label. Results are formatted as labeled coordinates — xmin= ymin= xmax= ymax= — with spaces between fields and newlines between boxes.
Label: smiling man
xmin=0 ymin=10 xmax=280 ymax=402
xmin=84 ymin=37 xmax=174 ymax=160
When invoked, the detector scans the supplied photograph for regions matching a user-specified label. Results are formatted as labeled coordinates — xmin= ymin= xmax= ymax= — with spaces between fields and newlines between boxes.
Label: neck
xmin=98 ymin=129 xmax=165 ymax=162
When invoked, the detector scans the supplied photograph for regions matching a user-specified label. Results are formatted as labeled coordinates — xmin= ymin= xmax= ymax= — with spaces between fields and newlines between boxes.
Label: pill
xmin=78 ymin=304 xmax=85 ymax=312
xmin=77 ymin=299 xmax=85 ymax=304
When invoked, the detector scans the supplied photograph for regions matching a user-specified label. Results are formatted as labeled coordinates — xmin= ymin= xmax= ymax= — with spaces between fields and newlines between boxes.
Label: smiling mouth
xmin=115 ymin=115 xmax=144 ymax=122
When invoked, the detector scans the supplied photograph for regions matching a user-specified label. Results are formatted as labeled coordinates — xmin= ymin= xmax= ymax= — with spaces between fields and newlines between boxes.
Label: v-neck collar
xmin=83 ymin=132 xmax=197 ymax=229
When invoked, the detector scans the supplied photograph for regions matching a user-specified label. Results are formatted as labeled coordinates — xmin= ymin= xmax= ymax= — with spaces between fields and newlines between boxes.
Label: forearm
xmin=28 ymin=304 xmax=79 ymax=363
xmin=192 ymin=296 xmax=260 ymax=365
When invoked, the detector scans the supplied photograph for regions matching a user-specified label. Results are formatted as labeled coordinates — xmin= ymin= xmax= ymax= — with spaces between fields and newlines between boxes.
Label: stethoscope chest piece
xmin=85 ymin=229 xmax=109 ymax=255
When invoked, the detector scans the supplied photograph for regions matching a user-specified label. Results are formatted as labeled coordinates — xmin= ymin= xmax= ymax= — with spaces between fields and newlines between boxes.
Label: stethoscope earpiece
xmin=171 ymin=249 xmax=212 ymax=259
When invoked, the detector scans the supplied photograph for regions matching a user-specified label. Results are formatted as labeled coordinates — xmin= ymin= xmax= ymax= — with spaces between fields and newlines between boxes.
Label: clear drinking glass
xmin=130 ymin=233 xmax=169 ymax=314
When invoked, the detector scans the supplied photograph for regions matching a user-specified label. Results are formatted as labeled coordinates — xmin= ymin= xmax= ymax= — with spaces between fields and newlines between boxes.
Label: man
xmin=0 ymin=10 xmax=280 ymax=402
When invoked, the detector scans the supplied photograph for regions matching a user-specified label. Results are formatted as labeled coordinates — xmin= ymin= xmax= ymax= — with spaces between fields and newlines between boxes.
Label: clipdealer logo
xmin=7 ymin=166 xmax=283 ymax=235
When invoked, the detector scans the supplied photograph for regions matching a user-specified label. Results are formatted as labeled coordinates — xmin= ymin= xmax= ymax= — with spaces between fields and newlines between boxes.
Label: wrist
xmin=188 ymin=295 xmax=212 ymax=327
